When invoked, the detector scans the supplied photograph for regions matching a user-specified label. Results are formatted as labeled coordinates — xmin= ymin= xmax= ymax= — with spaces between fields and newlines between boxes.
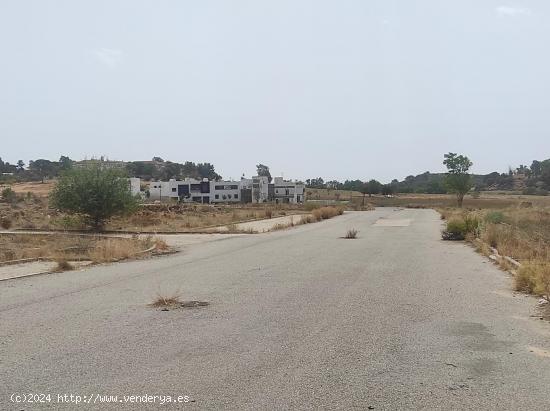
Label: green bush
xmin=50 ymin=167 xmax=138 ymax=230
xmin=485 ymin=211 xmax=505 ymax=224
xmin=1 ymin=187 xmax=16 ymax=203
xmin=443 ymin=214 xmax=480 ymax=240
xmin=57 ymin=215 xmax=85 ymax=230
xmin=446 ymin=218 xmax=467 ymax=235
xmin=463 ymin=214 xmax=481 ymax=235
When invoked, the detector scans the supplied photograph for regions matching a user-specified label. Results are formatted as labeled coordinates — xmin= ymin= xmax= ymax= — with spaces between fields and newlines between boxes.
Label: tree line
xmin=305 ymin=157 xmax=550 ymax=196
xmin=125 ymin=158 xmax=221 ymax=181
xmin=0 ymin=156 xmax=223 ymax=183
xmin=0 ymin=156 xmax=74 ymax=183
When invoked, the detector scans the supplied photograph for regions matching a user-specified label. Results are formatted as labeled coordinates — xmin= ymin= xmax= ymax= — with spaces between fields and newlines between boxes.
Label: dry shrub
xmin=265 ymin=208 xmax=273 ymax=219
xmin=299 ymin=215 xmax=315 ymax=224
xmin=515 ymin=261 xmax=550 ymax=300
xmin=312 ymin=206 xmax=343 ymax=221
xmin=344 ymin=229 xmax=358 ymax=239
xmin=1 ymin=217 xmax=12 ymax=229
xmin=153 ymin=238 xmax=169 ymax=251
xmin=225 ymin=223 xmax=239 ymax=233
xmin=271 ymin=222 xmax=291 ymax=231
xmin=88 ymin=238 xmax=144 ymax=263
xmin=150 ymin=291 xmax=182 ymax=308
xmin=55 ymin=259 xmax=74 ymax=272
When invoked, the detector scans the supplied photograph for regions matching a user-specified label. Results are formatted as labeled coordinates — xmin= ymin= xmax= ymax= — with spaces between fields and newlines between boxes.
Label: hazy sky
xmin=1 ymin=1 xmax=548 ymax=182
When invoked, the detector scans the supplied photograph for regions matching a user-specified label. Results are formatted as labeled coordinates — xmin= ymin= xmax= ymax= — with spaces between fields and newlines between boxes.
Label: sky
xmin=0 ymin=0 xmax=548 ymax=183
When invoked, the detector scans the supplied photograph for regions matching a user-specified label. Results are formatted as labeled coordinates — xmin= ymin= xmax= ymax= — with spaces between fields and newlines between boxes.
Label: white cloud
xmin=496 ymin=6 xmax=533 ymax=16
xmin=91 ymin=48 xmax=124 ymax=68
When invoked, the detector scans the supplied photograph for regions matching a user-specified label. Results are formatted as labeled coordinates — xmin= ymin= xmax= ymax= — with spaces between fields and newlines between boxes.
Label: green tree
xmin=443 ymin=152 xmax=473 ymax=207
xmin=256 ymin=164 xmax=272 ymax=182
xmin=365 ymin=179 xmax=382 ymax=197
xmin=59 ymin=155 xmax=74 ymax=171
xmin=160 ymin=162 xmax=182 ymax=180
xmin=29 ymin=159 xmax=58 ymax=183
xmin=197 ymin=163 xmax=221 ymax=180
xmin=16 ymin=160 xmax=25 ymax=171
xmin=381 ymin=184 xmax=394 ymax=196
xmin=50 ymin=167 xmax=138 ymax=230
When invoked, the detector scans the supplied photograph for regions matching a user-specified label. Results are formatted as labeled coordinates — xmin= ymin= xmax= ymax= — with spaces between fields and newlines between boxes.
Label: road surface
xmin=1 ymin=208 xmax=550 ymax=410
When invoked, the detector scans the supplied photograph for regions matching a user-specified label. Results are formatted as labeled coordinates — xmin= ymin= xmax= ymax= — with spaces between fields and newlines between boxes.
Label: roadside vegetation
xmin=270 ymin=206 xmax=345 ymax=231
xmin=50 ymin=167 xmax=139 ymax=230
xmin=440 ymin=206 xmax=550 ymax=301
xmin=0 ymin=181 xmax=335 ymax=234
xmin=0 ymin=233 xmax=168 ymax=265
xmin=344 ymin=229 xmax=358 ymax=239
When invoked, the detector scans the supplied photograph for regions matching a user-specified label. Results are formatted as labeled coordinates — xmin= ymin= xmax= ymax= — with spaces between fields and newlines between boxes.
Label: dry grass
xmin=439 ymin=205 xmax=550 ymax=300
xmin=270 ymin=207 xmax=344 ymax=231
xmin=54 ymin=259 xmax=74 ymax=272
xmin=0 ymin=181 xmax=55 ymax=197
xmin=515 ymin=261 xmax=550 ymax=300
xmin=344 ymin=229 xmax=358 ymax=239
xmin=224 ymin=224 xmax=257 ymax=234
xmin=306 ymin=188 xmax=363 ymax=201
xmin=0 ymin=233 xmax=167 ymax=264
xmin=106 ymin=203 xmax=302 ymax=232
xmin=87 ymin=238 xmax=147 ymax=263
xmin=0 ymin=196 xmax=305 ymax=233
xmin=312 ymin=206 xmax=345 ymax=221
xmin=149 ymin=291 xmax=183 ymax=308
xmin=364 ymin=192 xmax=550 ymax=209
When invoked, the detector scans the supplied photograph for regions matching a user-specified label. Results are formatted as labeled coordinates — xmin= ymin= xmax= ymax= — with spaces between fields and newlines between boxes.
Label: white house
xmin=273 ymin=177 xmax=305 ymax=204
xmin=144 ymin=174 xmax=305 ymax=204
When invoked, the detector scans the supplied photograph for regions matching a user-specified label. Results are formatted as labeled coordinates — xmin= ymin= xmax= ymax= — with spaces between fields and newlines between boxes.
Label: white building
xmin=211 ymin=181 xmax=241 ymax=203
xmin=144 ymin=175 xmax=305 ymax=204
xmin=273 ymin=177 xmax=305 ymax=204
xmin=251 ymin=176 xmax=270 ymax=203
xmin=129 ymin=178 xmax=141 ymax=197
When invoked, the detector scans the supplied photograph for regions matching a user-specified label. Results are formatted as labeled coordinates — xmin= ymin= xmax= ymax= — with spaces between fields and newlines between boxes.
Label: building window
xmin=190 ymin=184 xmax=201 ymax=191
xmin=234 ymin=194 xmax=238 ymax=199
xmin=215 ymin=194 xmax=219 ymax=199
xmin=172 ymin=188 xmax=176 ymax=192
xmin=215 ymin=184 xmax=239 ymax=190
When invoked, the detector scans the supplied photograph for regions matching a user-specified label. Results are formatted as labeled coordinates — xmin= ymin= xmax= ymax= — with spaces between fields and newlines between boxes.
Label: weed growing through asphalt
xmin=150 ymin=290 xmax=183 ymax=309
xmin=55 ymin=259 xmax=74 ymax=272
xmin=344 ymin=229 xmax=358 ymax=239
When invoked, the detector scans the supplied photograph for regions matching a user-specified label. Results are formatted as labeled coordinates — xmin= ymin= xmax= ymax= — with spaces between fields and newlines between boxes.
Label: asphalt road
xmin=1 ymin=208 xmax=550 ymax=410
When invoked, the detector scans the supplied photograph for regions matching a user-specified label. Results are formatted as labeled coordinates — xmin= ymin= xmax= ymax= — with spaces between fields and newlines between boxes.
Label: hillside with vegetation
xmin=0 ymin=156 xmax=222 ymax=183
xmin=305 ymin=158 xmax=550 ymax=196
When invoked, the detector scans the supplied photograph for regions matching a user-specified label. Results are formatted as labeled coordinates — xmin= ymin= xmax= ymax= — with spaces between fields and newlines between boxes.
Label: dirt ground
xmin=0 ymin=181 xmax=55 ymax=197
xmin=0 ymin=196 xmax=307 ymax=233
